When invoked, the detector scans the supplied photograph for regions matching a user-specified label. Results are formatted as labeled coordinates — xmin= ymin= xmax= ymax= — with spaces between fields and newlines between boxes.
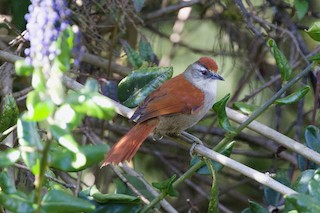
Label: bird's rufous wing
xmin=131 ymin=74 xmax=205 ymax=123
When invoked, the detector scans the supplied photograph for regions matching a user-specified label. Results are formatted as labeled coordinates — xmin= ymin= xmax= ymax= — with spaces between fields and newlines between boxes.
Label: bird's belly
xmin=155 ymin=111 xmax=207 ymax=135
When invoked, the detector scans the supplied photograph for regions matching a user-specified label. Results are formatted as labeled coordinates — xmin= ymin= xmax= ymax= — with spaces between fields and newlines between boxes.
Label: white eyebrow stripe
xmin=194 ymin=63 xmax=207 ymax=71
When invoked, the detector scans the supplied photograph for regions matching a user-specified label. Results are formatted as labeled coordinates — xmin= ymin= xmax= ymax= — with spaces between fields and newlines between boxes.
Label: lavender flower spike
xmin=25 ymin=0 xmax=70 ymax=69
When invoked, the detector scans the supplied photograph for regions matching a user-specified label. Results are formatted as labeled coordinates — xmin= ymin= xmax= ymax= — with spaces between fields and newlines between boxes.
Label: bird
xmin=102 ymin=57 xmax=224 ymax=166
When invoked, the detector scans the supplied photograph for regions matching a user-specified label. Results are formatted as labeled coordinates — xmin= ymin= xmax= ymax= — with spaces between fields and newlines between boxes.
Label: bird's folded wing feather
xmin=131 ymin=74 xmax=205 ymax=123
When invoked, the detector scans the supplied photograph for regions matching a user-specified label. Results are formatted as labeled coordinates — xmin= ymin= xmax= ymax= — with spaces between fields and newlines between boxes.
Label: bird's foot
xmin=152 ymin=133 xmax=163 ymax=141
xmin=180 ymin=131 xmax=203 ymax=157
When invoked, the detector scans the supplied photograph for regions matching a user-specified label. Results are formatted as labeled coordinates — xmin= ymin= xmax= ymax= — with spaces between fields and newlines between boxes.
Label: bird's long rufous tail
xmin=101 ymin=118 xmax=159 ymax=166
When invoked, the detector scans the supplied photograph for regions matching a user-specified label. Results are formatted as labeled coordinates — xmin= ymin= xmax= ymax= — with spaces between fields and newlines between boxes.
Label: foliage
xmin=1 ymin=0 xmax=320 ymax=212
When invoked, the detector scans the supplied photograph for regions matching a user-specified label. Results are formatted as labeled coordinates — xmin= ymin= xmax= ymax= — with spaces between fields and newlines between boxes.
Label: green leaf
xmin=83 ymin=78 xmax=99 ymax=94
xmin=308 ymin=53 xmax=320 ymax=62
xmin=306 ymin=22 xmax=320 ymax=42
xmin=52 ymin=26 xmax=74 ymax=73
xmin=285 ymin=193 xmax=320 ymax=212
xmin=92 ymin=187 xmax=140 ymax=203
xmin=50 ymin=125 xmax=86 ymax=169
xmin=17 ymin=117 xmax=42 ymax=175
xmin=0 ymin=149 xmax=20 ymax=167
xmin=0 ymin=193 xmax=34 ymax=213
xmin=121 ymin=39 xmax=143 ymax=69
xmin=294 ymin=169 xmax=315 ymax=193
xmin=275 ymin=85 xmax=310 ymax=105
xmin=31 ymin=68 xmax=46 ymax=91
xmin=268 ymin=39 xmax=292 ymax=81
xmin=232 ymin=102 xmax=258 ymax=115
xmin=264 ymin=186 xmax=281 ymax=206
xmin=132 ymin=0 xmax=145 ymax=12
xmin=0 ymin=94 xmax=19 ymax=136
xmin=309 ymin=178 xmax=320 ymax=203
xmin=79 ymin=186 xmax=141 ymax=213
xmin=24 ymin=91 xmax=55 ymax=121
xmin=212 ymin=94 xmax=236 ymax=133
xmin=50 ymin=144 xmax=107 ymax=172
xmin=41 ymin=190 xmax=95 ymax=213
xmin=247 ymin=200 xmax=268 ymax=213
xmin=11 ymin=0 xmax=29 ymax=31
xmin=139 ymin=35 xmax=157 ymax=64
xmin=118 ymin=66 xmax=173 ymax=108
xmin=68 ymin=92 xmax=115 ymax=120
xmin=54 ymin=104 xmax=83 ymax=130
xmin=67 ymin=79 xmax=115 ymax=120
xmin=152 ymin=175 xmax=179 ymax=197
xmin=294 ymin=0 xmax=309 ymax=20
xmin=305 ymin=125 xmax=320 ymax=153
xmin=0 ymin=170 xmax=16 ymax=194
xmin=15 ymin=60 xmax=33 ymax=76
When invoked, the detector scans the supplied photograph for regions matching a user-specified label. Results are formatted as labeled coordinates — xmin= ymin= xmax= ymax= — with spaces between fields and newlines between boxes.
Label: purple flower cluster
xmin=24 ymin=0 xmax=70 ymax=68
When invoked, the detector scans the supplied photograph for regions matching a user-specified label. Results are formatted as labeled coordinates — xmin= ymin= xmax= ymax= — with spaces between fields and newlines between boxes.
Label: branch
xmin=226 ymin=107 xmax=320 ymax=165
xmin=144 ymin=0 xmax=201 ymax=20
xmin=0 ymin=50 xmax=130 ymax=76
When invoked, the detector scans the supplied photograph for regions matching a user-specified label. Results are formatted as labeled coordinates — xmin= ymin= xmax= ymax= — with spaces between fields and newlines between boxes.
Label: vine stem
xmin=34 ymin=136 xmax=52 ymax=212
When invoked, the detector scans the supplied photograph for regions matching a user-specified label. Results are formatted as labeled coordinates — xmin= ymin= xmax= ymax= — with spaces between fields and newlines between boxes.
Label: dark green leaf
xmin=264 ymin=186 xmax=281 ymax=206
xmin=92 ymin=188 xmax=140 ymax=203
xmin=118 ymin=67 xmax=173 ymax=108
xmin=306 ymin=22 xmax=320 ymax=42
xmin=50 ymin=144 xmax=107 ymax=172
xmin=152 ymin=175 xmax=179 ymax=197
xmin=268 ymin=39 xmax=292 ymax=81
xmin=0 ymin=149 xmax=20 ymax=167
xmin=241 ymin=208 xmax=251 ymax=213
xmin=247 ymin=200 xmax=268 ymax=213
xmin=42 ymin=189 xmax=95 ymax=213
xmin=294 ymin=0 xmax=309 ymax=20
xmin=79 ymin=185 xmax=141 ymax=213
xmin=275 ymin=85 xmax=310 ymax=105
xmin=139 ymin=35 xmax=157 ymax=64
xmin=232 ymin=102 xmax=258 ymax=115
xmin=50 ymin=125 xmax=86 ymax=169
xmin=294 ymin=169 xmax=315 ymax=193
xmin=0 ymin=170 xmax=16 ymax=194
xmin=120 ymin=39 xmax=143 ymax=69
xmin=212 ymin=94 xmax=236 ymax=133
xmin=17 ymin=117 xmax=42 ymax=175
xmin=14 ymin=60 xmax=33 ymax=76
xmin=11 ymin=0 xmax=30 ymax=31
xmin=308 ymin=53 xmax=320 ymax=62
xmin=0 ymin=94 xmax=19 ymax=141
xmin=305 ymin=125 xmax=320 ymax=153
xmin=285 ymin=193 xmax=320 ymax=212
xmin=24 ymin=91 xmax=55 ymax=121
xmin=0 ymin=193 xmax=34 ymax=213
xmin=309 ymin=179 xmax=320 ymax=203
xmin=83 ymin=78 xmax=99 ymax=93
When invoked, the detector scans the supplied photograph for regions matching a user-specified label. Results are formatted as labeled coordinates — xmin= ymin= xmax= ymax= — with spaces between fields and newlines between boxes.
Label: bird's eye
xmin=200 ymin=70 xmax=207 ymax=75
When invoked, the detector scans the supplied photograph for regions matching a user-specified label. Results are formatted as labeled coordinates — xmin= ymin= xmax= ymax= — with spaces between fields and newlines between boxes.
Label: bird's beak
xmin=211 ymin=73 xmax=224 ymax=81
